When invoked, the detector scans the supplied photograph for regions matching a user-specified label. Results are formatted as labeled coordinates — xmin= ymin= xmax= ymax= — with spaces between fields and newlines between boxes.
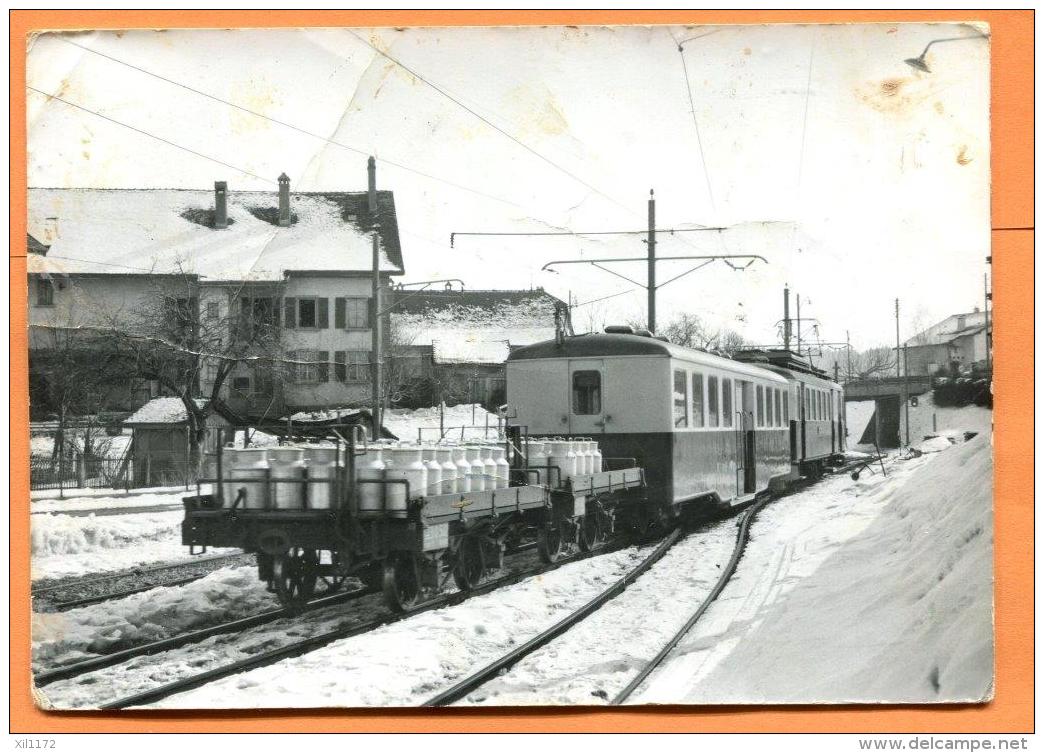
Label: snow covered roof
xmin=392 ymin=289 xmax=566 ymax=365
xmin=124 ymin=397 xmax=206 ymax=425
xmin=27 ymin=187 xmax=404 ymax=281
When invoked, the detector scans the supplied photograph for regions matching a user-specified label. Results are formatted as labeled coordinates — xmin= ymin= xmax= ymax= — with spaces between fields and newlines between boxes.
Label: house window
xmin=339 ymin=297 xmax=370 ymax=329
xmin=206 ymin=301 xmax=220 ymax=320
xmin=232 ymin=376 xmax=251 ymax=391
xmin=205 ymin=363 xmax=219 ymax=384
xmin=691 ymin=372 xmax=704 ymax=428
xmin=673 ymin=370 xmax=688 ymax=428
xmin=708 ymin=375 xmax=720 ymax=428
xmin=34 ymin=277 xmax=54 ymax=306
xmin=573 ymin=370 xmax=601 ymax=415
xmin=756 ymin=385 xmax=764 ymax=427
xmin=335 ymin=351 xmax=370 ymax=382
xmin=293 ymin=349 xmax=323 ymax=384
xmin=298 ymin=298 xmax=317 ymax=328
xmin=722 ymin=378 xmax=733 ymax=428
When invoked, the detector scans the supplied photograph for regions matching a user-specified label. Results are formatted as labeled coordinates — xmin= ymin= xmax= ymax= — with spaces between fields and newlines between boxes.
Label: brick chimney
xmin=277 ymin=173 xmax=291 ymax=227
xmin=214 ymin=181 xmax=228 ymax=229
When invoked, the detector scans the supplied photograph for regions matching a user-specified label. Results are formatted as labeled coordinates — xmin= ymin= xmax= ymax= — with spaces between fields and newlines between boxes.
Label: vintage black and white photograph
xmin=26 ymin=22 xmax=993 ymax=710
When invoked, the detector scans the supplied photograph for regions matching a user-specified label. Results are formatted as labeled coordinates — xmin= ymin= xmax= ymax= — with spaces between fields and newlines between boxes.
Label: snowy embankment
xmin=32 ymin=566 xmax=277 ymax=671
xmin=31 ymin=508 xmax=235 ymax=581
xmin=31 ymin=490 xmax=191 ymax=515
xmin=639 ymin=412 xmax=993 ymax=704
xmin=145 ymin=546 xmax=651 ymax=709
xmin=383 ymin=404 xmax=501 ymax=442
xmin=31 ymin=484 xmax=200 ymax=502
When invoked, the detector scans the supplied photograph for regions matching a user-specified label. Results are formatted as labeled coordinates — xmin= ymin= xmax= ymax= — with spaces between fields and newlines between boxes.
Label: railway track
xmin=34 ymin=583 xmax=379 ymax=686
xmin=95 ymin=536 xmax=643 ymax=709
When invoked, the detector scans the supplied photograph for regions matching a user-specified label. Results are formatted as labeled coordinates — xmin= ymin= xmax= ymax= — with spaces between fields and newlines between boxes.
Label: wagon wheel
xmin=382 ymin=551 xmax=421 ymax=612
xmin=537 ymin=519 xmax=564 ymax=563
xmin=577 ymin=513 xmax=604 ymax=552
xmin=271 ymin=548 xmax=319 ymax=607
xmin=452 ymin=535 xmax=486 ymax=591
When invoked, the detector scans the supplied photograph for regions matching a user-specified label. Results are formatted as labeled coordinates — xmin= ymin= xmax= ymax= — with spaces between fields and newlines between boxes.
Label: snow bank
xmin=31 ymin=509 xmax=231 ymax=581
xmin=31 ymin=491 xmax=189 ymax=515
xmin=382 ymin=403 xmax=501 ymax=442
xmin=641 ymin=431 xmax=992 ymax=704
xmin=32 ymin=566 xmax=275 ymax=671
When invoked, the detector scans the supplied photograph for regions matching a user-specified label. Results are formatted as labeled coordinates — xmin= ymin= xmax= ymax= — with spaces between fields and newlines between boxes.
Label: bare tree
xmin=635 ymin=312 xmax=747 ymax=357
xmin=104 ymin=269 xmax=285 ymax=473
xmin=848 ymin=346 xmax=897 ymax=380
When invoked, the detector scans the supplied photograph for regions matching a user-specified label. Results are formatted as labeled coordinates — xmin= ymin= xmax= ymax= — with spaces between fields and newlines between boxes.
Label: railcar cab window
xmin=722 ymin=378 xmax=733 ymax=427
xmin=673 ymin=370 xmax=688 ymax=428
xmin=756 ymin=385 xmax=764 ymax=427
xmin=691 ymin=372 xmax=704 ymax=428
xmin=708 ymin=375 xmax=720 ymax=428
xmin=573 ymin=370 xmax=602 ymax=415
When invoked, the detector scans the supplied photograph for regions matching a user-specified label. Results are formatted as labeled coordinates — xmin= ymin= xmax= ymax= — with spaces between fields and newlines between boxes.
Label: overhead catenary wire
xmin=27 ymin=86 xmax=275 ymax=185
xmin=675 ymin=30 xmax=719 ymax=215
xmin=52 ymin=36 xmax=521 ymax=209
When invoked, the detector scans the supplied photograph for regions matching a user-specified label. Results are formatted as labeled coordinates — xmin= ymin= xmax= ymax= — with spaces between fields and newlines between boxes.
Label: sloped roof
xmin=392 ymin=290 xmax=566 ymax=365
xmin=27 ymin=233 xmax=50 ymax=255
xmin=124 ymin=397 xmax=206 ymax=425
xmin=27 ymin=187 xmax=404 ymax=281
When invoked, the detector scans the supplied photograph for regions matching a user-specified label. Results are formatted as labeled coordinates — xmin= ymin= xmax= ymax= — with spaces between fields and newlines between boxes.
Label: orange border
xmin=9 ymin=9 xmax=1033 ymax=733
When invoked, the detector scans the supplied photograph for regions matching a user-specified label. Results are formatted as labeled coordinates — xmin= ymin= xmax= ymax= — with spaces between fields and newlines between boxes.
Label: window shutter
xmin=334 ymin=351 xmax=347 ymax=382
xmin=334 ymin=297 xmax=346 ymax=329
xmin=284 ymin=297 xmax=296 ymax=328
xmin=318 ymin=298 xmax=330 ymax=329
xmin=318 ymin=351 xmax=330 ymax=382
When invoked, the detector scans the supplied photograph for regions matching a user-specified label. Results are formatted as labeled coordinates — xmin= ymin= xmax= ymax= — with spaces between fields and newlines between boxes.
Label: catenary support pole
xmin=647 ymin=189 xmax=656 ymax=333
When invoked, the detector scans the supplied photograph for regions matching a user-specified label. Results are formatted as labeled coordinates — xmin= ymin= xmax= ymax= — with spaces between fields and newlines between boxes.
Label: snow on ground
xmin=31 ymin=490 xmax=191 ymax=515
xmin=145 ymin=546 xmax=651 ymax=709
xmin=636 ymin=410 xmax=992 ymax=704
xmin=32 ymin=566 xmax=276 ymax=671
xmin=31 ymin=484 xmax=201 ymax=501
xmin=382 ymin=403 xmax=501 ymax=442
xmin=31 ymin=509 xmax=234 ymax=581
xmin=457 ymin=520 xmax=739 ymax=706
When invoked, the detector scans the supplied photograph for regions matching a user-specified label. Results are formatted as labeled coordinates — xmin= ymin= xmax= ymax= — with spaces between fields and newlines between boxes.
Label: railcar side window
xmin=691 ymin=372 xmax=705 ymax=428
xmin=572 ymin=370 xmax=602 ymax=415
xmin=768 ymin=388 xmax=776 ymax=427
xmin=673 ymin=370 xmax=688 ymax=428
xmin=708 ymin=375 xmax=720 ymax=427
xmin=804 ymin=387 xmax=811 ymax=420
xmin=756 ymin=385 xmax=764 ymax=427
xmin=783 ymin=391 xmax=789 ymax=422
xmin=722 ymin=378 xmax=733 ymax=427
xmin=775 ymin=389 xmax=783 ymax=425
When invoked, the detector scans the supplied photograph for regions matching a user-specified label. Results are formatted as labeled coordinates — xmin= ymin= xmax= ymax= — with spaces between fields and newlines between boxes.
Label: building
xmin=28 ymin=163 xmax=404 ymax=420
xmin=390 ymin=288 xmax=571 ymax=408
xmin=903 ymin=310 xmax=989 ymax=377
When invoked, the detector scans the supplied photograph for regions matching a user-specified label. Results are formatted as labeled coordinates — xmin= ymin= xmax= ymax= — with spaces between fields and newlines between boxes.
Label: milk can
xmin=465 ymin=446 xmax=487 ymax=491
xmin=481 ymin=446 xmax=499 ymax=489
xmin=227 ymin=447 xmax=269 ymax=509
xmin=267 ymin=447 xmax=306 ymax=510
xmin=453 ymin=446 xmax=472 ymax=493
xmin=422 ymin=445 xmax=442 ymax=497
xmin=305 ymin=446 xmax=338 ymax=510
xmin=527 ymin=440 xmax=549 ymax=485
xmin=548 ymin=439 xmax=577 ymax=486
xmin=590 ymin=440 xmax=603 ymax=474
xmin=437 ymin=446 xmax=457 ymax=494
xmin=572 ymin=439 xmax=591 ymax=475
xmin=385 ymin=445 xmax=426 ymax=512
xmin=491 ymin=445 xmax=511 ymax=489
xmin=356 ymin=446 xmax=386 ymax=513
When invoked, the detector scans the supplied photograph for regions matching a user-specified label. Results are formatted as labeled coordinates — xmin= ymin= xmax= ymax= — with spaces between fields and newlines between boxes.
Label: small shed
xmin=123 ymin=397 xmax=231 ymax=486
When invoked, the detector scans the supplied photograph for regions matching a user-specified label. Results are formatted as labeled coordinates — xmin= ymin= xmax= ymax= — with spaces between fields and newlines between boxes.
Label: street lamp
xmin=904 ymin=31 xmax=989 ymax=73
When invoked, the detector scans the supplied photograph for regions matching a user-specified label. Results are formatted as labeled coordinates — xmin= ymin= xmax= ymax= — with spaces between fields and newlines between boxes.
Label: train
xmin=180 ymin=326 xmax=846 ymax=612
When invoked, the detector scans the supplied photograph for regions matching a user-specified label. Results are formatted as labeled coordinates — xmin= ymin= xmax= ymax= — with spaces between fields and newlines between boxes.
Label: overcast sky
xmin=27 ymin=23 xmax=990 ymax=350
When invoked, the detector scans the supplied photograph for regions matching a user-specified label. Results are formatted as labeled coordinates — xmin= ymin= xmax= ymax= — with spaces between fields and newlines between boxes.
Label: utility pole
xmin=895 ymin=298 xmax=901 ymax=379
xmin=369 ymin=156 xmax=383 ymax=440
xmin=895 ymin=297 xmax=905 ymax=449
xmin=903 ymin=344 xmax=911 ymax=446
xmin=796 ymin=294 xmax=802 ymax=357
xmin=647 ymin=189 xmax=656 ymax=333
xmin=783 ymin=285 xmax=792 ymax=351
xmin=845 ymin=330 xmax=852 ymax=382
